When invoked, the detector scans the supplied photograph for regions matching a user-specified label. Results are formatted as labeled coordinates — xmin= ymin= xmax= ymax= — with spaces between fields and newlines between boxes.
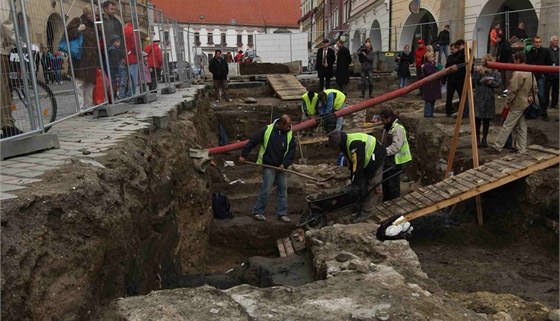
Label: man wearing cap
xmin=327 ymin=130 xmax=385 ymax=220
xmin=316 ymin=39 xmax=335 ymax=90
xmin=144 ymin=37 xmax=163 ymax=90
xmin=379 ymin=108 xmax=411 ymax=201
xmin=414 ymin=39 xmax=427 ymax=94
xmin=238 ymin=115 xmax=296 ymax=223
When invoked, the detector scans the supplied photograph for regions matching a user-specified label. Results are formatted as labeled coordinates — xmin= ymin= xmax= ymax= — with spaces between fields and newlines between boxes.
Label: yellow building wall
xmin=390 ymin=0 xmax=441 ymax=50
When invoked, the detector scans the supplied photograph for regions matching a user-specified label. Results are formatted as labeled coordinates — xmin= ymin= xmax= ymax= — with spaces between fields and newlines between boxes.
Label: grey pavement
xmin=0 ymin=84 xmax=202 ymax=201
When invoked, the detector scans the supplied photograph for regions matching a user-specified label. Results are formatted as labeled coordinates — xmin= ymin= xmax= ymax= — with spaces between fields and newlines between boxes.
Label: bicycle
xmin=9 ymin=48 xmax=57 ymax=132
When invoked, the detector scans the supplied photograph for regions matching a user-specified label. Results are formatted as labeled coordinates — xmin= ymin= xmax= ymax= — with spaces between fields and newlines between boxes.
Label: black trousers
xmin=149 ymin=67 xmax=160 ymax=91
xmin=318 ymin=75 xmax=331 ymax=91
xmin=382 ymin=163 xmax=402 ymax=202
xmin=445 ymin=80 xmax=464 ymax=115
xmin=545 ymin=77 xmax=559 ymax=108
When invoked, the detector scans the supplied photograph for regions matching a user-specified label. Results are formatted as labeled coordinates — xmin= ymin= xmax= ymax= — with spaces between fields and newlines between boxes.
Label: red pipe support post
xmin=207 ymin=65 xmax=460 ymax=155
xmin=486 ymin=61 xmax=560 ymax=73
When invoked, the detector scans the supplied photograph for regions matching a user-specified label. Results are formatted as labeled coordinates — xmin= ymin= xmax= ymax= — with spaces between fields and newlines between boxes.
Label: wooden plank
xmin=415 ymin=188 xmax=440 ymax=204
xmin=477 ymin=165 xmax=508 ymax=179
xmin=393 ymin=197 xmax=418 ymax=213
xmin=403 ymin=193 xmax=427 ymax=208
xmin=277 ymin=239 xmax=287 ymax=257
xmin=447 ymin=175 xmax=477 ymax=190
xmin=402 ymin=155 xmax=560 ymax=223
xmin=381 ymin=200 xmax=408 ymax=216
xmin=522 ymin=151 xmax=552 ymax=162
xmin=483 ymin=161 xmax=516 ymax=175
xmin=427 ymin=184 xmax=451 ymax=200
xmin=434 ymin=182 xmax=466 ymax=196
xmin=289 ymin=229 xmax=306 ymax=254
xmin=460 ymin=171 xmax=486 ymax=186
xmin=408 ymin=191 xmax=435 ymax=206
xmin=282 ymin=237 xmax=295 ymax=256
xmin=527 ymin=145 xmax=560 ymax=156
xmin=493 ymin=159 xmax=526 ymax=170
xmin=466 ymin=169 xmax=496 ymax=184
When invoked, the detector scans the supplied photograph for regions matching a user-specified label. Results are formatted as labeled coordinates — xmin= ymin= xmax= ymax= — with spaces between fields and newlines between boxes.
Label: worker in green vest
xmin=238 ymin=115 xmax=296 ymax=223
xmin=327 ymin=129 xmax=386 ymax=220
xmin=318 ymin=89 xmax=347 ymax=132
xmin=379 ymin=108 xmax=412 ymax=201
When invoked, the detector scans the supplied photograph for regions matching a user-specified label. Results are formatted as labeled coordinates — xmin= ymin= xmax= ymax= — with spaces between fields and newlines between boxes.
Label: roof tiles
xmin=150 ymin=0 xmax=301 ymax=28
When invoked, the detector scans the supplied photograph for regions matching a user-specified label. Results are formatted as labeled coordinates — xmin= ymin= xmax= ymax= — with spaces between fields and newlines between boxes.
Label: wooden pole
xmin=444 ymin=41 xmax=484 ymax=225
xmin=464 ymin=41 xmax=484 ymax=225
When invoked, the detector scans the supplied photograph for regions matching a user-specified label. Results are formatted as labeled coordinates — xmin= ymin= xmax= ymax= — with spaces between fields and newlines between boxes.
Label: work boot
xmin=368 ymin=85 xmax=373 ymax=98
xmin=481 ymin=137 xmax=488 ymax=147
xmin=360 ymin=85 xmax=366 ymax=98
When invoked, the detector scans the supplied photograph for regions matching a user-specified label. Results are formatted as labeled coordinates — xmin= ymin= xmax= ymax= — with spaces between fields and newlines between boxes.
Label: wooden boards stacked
xmin=277 ymin=228 xmax=306 ymax=257
xmin=268 ymin=74 xmax=307 ymax=101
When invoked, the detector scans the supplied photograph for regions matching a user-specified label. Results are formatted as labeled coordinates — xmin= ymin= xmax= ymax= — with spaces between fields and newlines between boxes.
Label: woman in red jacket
xmin=144 ymin=38 xmax=163 ymax=91
xmin=414 ymin=39 xmax=427 ymax=94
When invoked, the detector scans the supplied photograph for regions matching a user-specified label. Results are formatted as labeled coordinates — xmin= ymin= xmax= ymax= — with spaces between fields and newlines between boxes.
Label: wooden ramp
xmin=367 ymin=145 xmax=560 ymax=223
xmin=268 ymin=74 xmax=307 ymax=101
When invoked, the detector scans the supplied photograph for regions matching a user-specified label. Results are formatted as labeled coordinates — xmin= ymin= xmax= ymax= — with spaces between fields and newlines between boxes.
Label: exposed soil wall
xmin=1 ymin=95 xmax=219 ymax=321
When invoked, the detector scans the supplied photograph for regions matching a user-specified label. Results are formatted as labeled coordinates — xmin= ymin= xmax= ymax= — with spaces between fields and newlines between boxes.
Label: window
xmin=164 ymin=31 xmax=169 ymax=41
xmin=208 ymin=32 xmax=213 ymax=44
xmin=237 ymin=34 xmax=243 ymax=46
xmin=344 ymin=1 xmax=349 ymax=23
xmin=248 ymin=34 xmax=253 ymax=45
xmin=221 ymin=33 xmax=227 ymax=46
xmin=194 ymin=32 xmax=200 ymax=45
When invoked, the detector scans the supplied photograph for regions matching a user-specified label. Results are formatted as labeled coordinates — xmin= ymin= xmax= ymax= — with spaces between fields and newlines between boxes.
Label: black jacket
xmin=437 ymin=30 xmax=450 ymax=46
xmin=547 ymin=46 xmax=559 ymax=79
xmin=335 ymin=45 xmax=352 ymax=84
xmin=442 ymin=51 xmax=459 ymax=84
xmin=527 ymin=46 xmax=552 ymax=78
xmin=209 ymin=57 xmax=228 ymax=80
xmin=316 ymin=47 xmax=336 ymax=77
xmin=396 ymin=51 xmax=413 ymax=77
xmin=339 ymin=132 xmax=385 ymax=196
xmin=496 ymin=40 xmax=513 ymax=63
xmin=241 ymin=124 xmax=296 ymax=167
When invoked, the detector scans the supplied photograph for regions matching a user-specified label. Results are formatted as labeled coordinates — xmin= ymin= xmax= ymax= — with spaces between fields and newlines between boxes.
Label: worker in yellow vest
xmin=379 ymin=108 xmax=412 ymax=201
xmin=318 ymin=89 xmax=346 ymax=132
xmin=301 ymin=91 xmax=319 ymax=118
xmin=238 ymin=115 xmax=296 ymax=223
xmin=327 ymin=129 xmax=386 ymax=220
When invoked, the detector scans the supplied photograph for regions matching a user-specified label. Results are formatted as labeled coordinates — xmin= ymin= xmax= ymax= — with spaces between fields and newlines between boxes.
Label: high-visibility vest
xmin=257 ymin=120 xmax=294 ymax=165
xmin=301 ymin=92 xmax=318 ymax=116
xmin=389 ymin=121 xmax=412 ymax=164
xmin=346 ymin=133 xmax=376 ymax=168
xmin=324 ymin=89 xmax=346 ymax=110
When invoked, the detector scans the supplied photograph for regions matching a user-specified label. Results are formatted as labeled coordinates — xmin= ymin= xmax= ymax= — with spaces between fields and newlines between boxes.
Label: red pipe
xmin=208 ymin=65 xmax=459 ymax=155
xmin=486 ymin=62 xmax=560 ymax=73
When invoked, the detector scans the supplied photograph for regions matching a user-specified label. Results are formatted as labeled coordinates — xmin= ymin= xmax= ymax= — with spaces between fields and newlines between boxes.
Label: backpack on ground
xmin=212 ymin=192 xmax=233 ymax=219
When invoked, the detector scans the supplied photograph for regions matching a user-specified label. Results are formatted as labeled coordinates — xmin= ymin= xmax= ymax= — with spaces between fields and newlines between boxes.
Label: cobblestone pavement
xmin=0 ymin=85 xmax=201 ymax=200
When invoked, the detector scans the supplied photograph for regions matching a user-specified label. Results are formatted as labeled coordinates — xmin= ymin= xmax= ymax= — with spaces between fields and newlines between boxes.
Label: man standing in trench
xmin=379 ymin=108 xmax=412 ymax=202
xmin=327 ymin=129 xmax=385 ymax=221
xmin=238 ymin=115 xmax=296 ymax=223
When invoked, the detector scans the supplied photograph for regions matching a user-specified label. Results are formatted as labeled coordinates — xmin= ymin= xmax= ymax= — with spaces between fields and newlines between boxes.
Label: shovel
xmin=242 ymin=160 xmax=322 ymax=182
xmin=296 ymin=131 xmax=307 ymax=164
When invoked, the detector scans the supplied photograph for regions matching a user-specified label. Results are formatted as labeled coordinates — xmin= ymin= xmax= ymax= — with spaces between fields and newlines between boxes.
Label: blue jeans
xmin=335 ymin=104 xmax=346 ymax=130
xmin=424 ymin=100 xmax=435 ymax=117
xmin=399 ymin=77 xmax=408 ymax=88
xmin=536 ymin=76 xmax=547 ymax=116
xmin=127 ymin=63 xmax=138 ymax=96
xmin=438 ymin=45 xmax=449 ymax=64
xmin=253 ymin=167 xmax=288 ymax=217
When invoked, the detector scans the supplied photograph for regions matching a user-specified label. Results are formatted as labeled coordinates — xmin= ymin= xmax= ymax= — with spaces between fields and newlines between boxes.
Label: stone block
xmin=0 ymin=133 xmax=60 ymax=160
xmin=152 ymin=115 xmax=169 ymax=129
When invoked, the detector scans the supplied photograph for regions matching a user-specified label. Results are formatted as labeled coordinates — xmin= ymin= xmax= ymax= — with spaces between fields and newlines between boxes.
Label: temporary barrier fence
xmin=0 ymin=0 xmax=190 ymax=146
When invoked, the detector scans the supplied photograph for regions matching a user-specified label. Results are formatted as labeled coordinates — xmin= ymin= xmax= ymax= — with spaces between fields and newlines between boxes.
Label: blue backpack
xmin=212 ymin=192 xmax=232 ymax=219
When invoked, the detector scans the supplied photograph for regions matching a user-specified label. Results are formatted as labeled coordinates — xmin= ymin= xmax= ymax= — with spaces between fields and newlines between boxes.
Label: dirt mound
xmin=1 ymin=98 xmax=219 ymax=321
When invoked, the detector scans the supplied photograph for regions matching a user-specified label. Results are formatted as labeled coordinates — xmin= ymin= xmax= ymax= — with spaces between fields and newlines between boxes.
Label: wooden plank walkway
xmin=268 ymin=74 xmax=307 ymax=101
xmin=367 ymin=145 xmax=560 ymax=223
